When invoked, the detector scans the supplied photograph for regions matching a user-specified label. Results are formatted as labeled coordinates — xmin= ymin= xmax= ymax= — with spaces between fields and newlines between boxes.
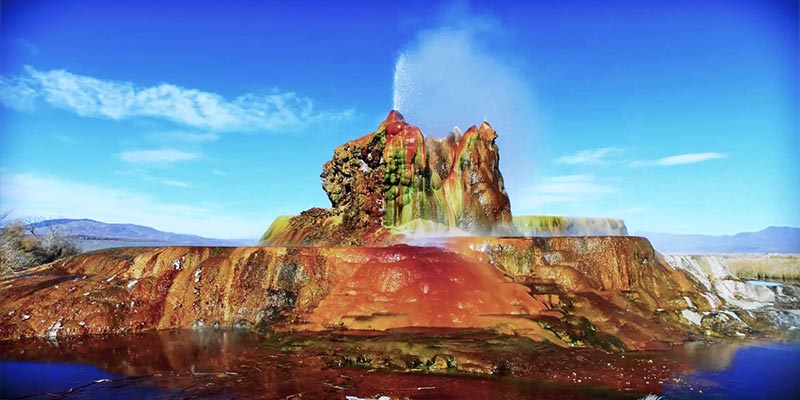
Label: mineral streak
xmin=263 ymin=110 xmax=511 ymax=246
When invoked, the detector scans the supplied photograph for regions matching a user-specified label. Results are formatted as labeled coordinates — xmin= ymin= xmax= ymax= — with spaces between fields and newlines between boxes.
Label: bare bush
xmin=0 ymin=215 xmax=81 ymax=275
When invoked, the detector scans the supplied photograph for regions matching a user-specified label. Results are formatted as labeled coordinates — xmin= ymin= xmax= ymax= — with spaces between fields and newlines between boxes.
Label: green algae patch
xmin=513 ymin=216 xmax=569 ymax=235
xmin=386 ymin=218 xmax=465 ymax=237
xmin=260 ymin=215 xmax=292 ymax=244
xmin=513 ymin=216 xmax=628 ymax=236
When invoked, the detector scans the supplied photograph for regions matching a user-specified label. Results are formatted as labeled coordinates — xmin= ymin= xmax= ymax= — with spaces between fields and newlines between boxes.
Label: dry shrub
xmin=0 ymin=218 xmax=81 ymax=275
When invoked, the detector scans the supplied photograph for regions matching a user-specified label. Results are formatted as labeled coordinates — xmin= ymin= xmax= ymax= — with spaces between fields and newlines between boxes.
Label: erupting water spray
xmin=390 ymin=20 xmax=537 ymax=201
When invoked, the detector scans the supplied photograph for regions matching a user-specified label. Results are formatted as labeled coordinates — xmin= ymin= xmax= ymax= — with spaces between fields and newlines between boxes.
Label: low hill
xmin=30 ymin=219 xmax=254 ymax=251
xmin=637 ymin=226 xmax=800 ymax=254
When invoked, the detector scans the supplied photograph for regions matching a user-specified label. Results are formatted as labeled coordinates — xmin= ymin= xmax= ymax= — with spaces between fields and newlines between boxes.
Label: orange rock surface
xmin=0 ymin=237 xmax=719 ymax=350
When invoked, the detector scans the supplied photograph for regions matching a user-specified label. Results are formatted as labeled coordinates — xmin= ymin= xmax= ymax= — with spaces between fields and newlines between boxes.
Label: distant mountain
xmin=30 ymin=219 xmax=255 ymax=251
xmin=636 ymin=226 xmax=800 ymax=254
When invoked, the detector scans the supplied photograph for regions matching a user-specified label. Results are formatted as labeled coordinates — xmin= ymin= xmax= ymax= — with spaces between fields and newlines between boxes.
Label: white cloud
xmin=536 ymin=175 xmax=616 ymax=196
xmin=515 ymin=174 xmax=617 ymax=209
xmin=152 ymin=131 xmax=220 ymax=143
xmin=118 ymin=149 xmax=200 ymax=164
xmin=160 ymin=179 xmax=191 ymax=188
xmin=210 ymin=169 xmax=226 ymax=176
xmin=0 ymin=74 xmax=38 ymax=111
xmin=557 ymin=147 xmax=625 ymax=165
xmin=0 ymin=66 xmax=354 ymax=133
xmin=0 ymin=171 xmax=264 ymax=238
xmin=632 ymin=152 xmax=728 ymax=167
xmin=114 ymin=170 xmax=191 ymax=188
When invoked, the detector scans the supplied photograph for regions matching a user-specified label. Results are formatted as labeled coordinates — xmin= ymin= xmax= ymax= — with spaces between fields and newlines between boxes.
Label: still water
xmin=1 ymin=329 xmax=798 ymax=399
xmin=663 ymin=341 xmax=800 ymax=399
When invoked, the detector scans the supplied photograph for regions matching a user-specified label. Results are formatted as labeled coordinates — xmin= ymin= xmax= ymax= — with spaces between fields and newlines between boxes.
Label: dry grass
xmin=719 ymin=253 xmax=800 ymax=282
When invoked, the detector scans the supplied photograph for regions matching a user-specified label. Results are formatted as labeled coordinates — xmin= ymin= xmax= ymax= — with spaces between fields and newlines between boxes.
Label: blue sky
xmin=1 ymin=0 xmax=797 ymax=238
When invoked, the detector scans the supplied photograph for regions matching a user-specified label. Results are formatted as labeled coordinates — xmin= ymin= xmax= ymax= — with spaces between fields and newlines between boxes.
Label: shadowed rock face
xmin=263 ymin=110 xmax=511 ymax=246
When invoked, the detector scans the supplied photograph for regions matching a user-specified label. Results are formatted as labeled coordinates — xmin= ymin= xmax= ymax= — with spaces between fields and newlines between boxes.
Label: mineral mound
xmin=261 ymin=111 xmax=630 ymax=246
xmin=262 ymin=110 xmax=512 ymax=246
xmin=0 ymin=111 xmax=788 ymax=353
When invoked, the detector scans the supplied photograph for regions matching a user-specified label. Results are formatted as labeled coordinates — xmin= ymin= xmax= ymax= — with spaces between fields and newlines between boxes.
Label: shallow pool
xmin=1 ymin=330 xmax=799 ymax=399
xmin=663 ymin=341 xmax=800 ymax=399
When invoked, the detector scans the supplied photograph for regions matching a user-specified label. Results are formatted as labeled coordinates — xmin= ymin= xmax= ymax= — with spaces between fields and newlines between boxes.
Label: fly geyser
xmin=262 ymin=111 xmax=627 ymax=246
xmin=262 ymin=110 xmax=513 ymax=246
xmin=1 ymin=111 xmax=791 ymax=357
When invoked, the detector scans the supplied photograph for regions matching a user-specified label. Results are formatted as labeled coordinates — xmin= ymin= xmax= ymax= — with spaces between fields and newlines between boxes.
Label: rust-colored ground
xmin=0 ymin=236 xmax=784 ymax=398
xmin=0 ymin=237 xmax=716 ymax=350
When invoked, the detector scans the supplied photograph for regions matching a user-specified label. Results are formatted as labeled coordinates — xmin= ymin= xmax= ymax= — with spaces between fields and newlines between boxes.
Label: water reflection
xmin=2 ymin=329 xmax=799 ymax=399
xmin=0 ymin=361 xmax=166 ymax=399
xmin=665 ymin=341 xmax=800 ymax=399
xmin=680 ymin=341 xmax=740 ymax=371
xmin=1 ymin=329 xmax=641 ymax=400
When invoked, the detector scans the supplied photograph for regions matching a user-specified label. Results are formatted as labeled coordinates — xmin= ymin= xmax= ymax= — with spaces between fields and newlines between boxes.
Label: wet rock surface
xmin=663 ymin=254 xmax=800 ymax=335
xmin=3 ymin=236 xmax=788 ymax=350
xmin=261 ymin=110 xmax=512 ymax=246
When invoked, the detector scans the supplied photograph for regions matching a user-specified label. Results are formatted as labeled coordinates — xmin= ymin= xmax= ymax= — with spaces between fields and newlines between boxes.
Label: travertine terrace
xmin=0 ymin=111 xmax=784 ymax=351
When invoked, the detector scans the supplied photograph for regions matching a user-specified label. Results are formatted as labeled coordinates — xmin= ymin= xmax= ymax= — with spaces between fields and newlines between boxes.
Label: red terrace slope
xmin=263 ymin=110 xmax=512 ymax=246
xmin=0 ymin=237 xmax=718 ymax=350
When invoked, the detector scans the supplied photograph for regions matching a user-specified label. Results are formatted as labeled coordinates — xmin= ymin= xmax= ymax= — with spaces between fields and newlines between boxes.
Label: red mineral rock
xmin=264 ymin=110 xmax=511 ymax=246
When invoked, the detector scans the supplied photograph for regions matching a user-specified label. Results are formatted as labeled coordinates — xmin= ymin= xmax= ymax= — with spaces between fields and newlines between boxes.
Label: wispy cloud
xmin=0 ymin=171 xmax=263 ymax=238
xmin=0 ymin=66 xmax=354 ymax=133
xmin=210 ymin=169 xmax=226 ymax=176
xmin=159 ymin=179 xmax=191 ymax=188
xmin=604 ymin=207 xmax=647 ymax=217
xmin=118 ymin=149 xmax=201 ymax=165
xmin=557 ymin=147 xmax=625 ymax=165
xmin=516 ymin=174 xmax=617 ymax=209
xmin=535 ymin=174 xmax=617 ymax=196
xmin=151 ymin=131 xmax=220 ymax=143
xmin=0 ymin=74 xmax=38 ymax=111
xmin=632 ymin=152 xmax=728 ymax=167
xmin=53 ymin=134 xmax=76 ymax=144
xmin=114 ymin=170 xmax=191 ymax=188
